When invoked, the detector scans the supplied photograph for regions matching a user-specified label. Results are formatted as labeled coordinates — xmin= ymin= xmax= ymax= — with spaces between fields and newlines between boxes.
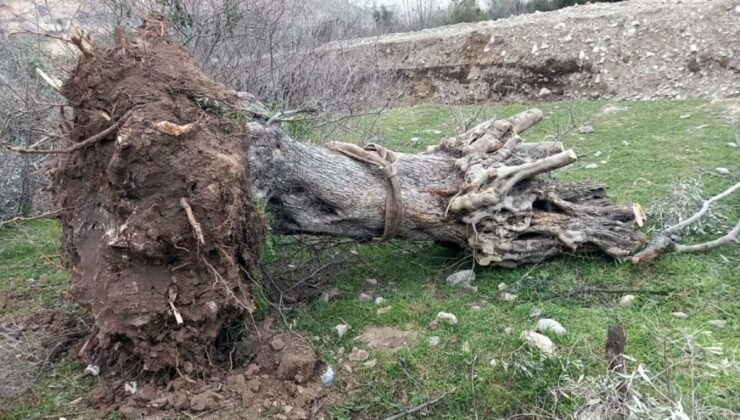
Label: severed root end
xmin=439 ymin=109 xmax=646 ymax=266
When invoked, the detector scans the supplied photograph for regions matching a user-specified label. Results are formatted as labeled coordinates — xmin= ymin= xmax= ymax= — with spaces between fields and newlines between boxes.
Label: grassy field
xmin=1 ymin=99 xmax=738 ymax=418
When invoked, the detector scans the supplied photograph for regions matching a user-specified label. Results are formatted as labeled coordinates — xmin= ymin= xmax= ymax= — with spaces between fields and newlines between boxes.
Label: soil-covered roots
xmin=51 ymin=17 xmax=265 ymax=375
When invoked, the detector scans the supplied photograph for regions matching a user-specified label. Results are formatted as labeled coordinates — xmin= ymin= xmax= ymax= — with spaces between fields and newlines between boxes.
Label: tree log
xmin=245 ymin=110 xmax=645 ymax=267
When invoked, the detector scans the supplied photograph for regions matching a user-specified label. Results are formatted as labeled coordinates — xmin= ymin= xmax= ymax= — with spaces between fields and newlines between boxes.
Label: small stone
xmin=334 ymin=324 xmax=350 ymax=337
xmin=189 ymin=391 xmax=217 ymax=412
xmin=727 ymin=143 xmax=738 ymax=148
xmin=150 ymin=396 xmax=169 ymax=408
xmin=619 ymin=294 xmax=636 ymax=306
xmin=593 ymin=150 xmax=602 ymax=157
xmin=374 ymin=296 xmax=386 ymax=305
xmin=226 ymin=374 xmax=247 ymax=389
xmin=168 ymin=393 xmax=189 ymax=410
xmin=462 ymin=341 xmax=471 ymax=353
xmin=715 ymin=167 xmax=730 ymax=175
xmin=376 ymin=306 xmax=392 ymax=315
xmin=578 ymin=125 xmax=594 ymax=134
xmin=84 ymin=364 xmax=100 ymax=377
xmin=538 ymin=87 xmax=552 ymax=97
xmin=504 ymin=327 xmax=512 ymax=335
xmin=359 ymin=293 xmax=373 ymax=301
xmin=436 ymin=311 xmax=458 ymax=325
xmin=521 ymin=330 xmax=556 ymax=356
xmin=320 ymin=366 xmax=334 ymax=386
xmin=446 ymin=270 xmax=475 ymax=287
xmin=124 ymin=381 xmax=137 ymax=395
xmin=362 ymin=359 xmax=377 ymax=368
xmin=497 ymin=282 xmax=508 ymax=291
xmin=270 ymin=337 xmax=286 ymax=351
xmin=672 ymin=312 xmax=688 ymax=319
xmin=489 ymin=359 xmax=498 ymax=368
xmin=410 ymin=137 xmax=421 ymax=146
xmin=470 ymin=305 xmax=481 ymax=311
xmin=708 ymin=320 xmax=727 ymax=328
xmin=348 ymin=347 xmax=369 ymax=362
xmin=585 ymin=163 xmax=599 ymax=169
xmin=535 ymin=319 xmax=567 ymax=336
xmin=366 ymin=278 xmax=378 ymax=286
xmin=428 ymin=336 xmax=441 ymax=347
xmin=553 ymin=22 xmax=565 ymax=31
xmin=500 ymin=292 xmax=518 ymax=302
xmin=679 ymin=114 xmax=691 ymax=119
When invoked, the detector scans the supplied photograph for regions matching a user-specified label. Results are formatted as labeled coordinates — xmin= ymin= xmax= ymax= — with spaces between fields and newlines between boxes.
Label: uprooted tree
xmin=11 ymin=18 xmax=737 ymax=377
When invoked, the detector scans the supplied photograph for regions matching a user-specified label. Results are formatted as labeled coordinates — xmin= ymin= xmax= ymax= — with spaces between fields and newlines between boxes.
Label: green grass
xmin=1 ymin=99 xmax=738 ymax=418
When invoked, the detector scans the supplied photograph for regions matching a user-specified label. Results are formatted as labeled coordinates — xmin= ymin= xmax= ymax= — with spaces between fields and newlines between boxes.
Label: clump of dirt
xmin=51 ymin=15 xmax=265 ymax=376
xmin=89 ymin=322 xmax=324 ymax=418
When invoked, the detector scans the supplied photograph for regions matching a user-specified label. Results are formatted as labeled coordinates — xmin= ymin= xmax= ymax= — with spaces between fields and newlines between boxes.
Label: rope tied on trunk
xmin=326 ymin=142 xmax=404 ymax=241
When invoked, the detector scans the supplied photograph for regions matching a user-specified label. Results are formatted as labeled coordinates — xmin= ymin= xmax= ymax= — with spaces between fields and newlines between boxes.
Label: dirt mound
xmin=51 ymin=15 xmax=265 ymax=376
xmin=324 ymin=0 xmax=740 ymax=104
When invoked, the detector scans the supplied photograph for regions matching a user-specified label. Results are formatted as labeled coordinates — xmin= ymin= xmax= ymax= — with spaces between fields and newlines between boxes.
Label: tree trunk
xmin=245 ymin=112 xmax=645 ymax=267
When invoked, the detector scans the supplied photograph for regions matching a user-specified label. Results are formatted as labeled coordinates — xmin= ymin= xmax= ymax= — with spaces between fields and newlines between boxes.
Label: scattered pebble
xmin=535 ymin=319 xmax=567 ymax=336
xmin=410 ymin=137 xmax=421 ymax=146
xmin=578 ymin=125 xmax=594 ymax=134
xmin=446 ymin=270 xmax=475 ymax=288
xmin=270 ymin=336 xmax=286 ymax=351
xmin=489 ymin=358 xmax=498 ymax=368
xmin=84 ymin=364 xmax=100 ymax=377
xmin=320 ymin=366 xmax=334 ymax=386
xmin=374 ymin=296 xmax=386 ymax=305
xmin=529 ymin=307 xmax=543 ymax=318
xmin=497 ymin=282 xmax=508 ymax=291
xmin=366 ymin=278 xmax=378 ymax=286
xmin=376 ymin=306 xmax=392 ymax=315
xmin=679 ymin=114 xmax=691 ymax=119
xmin=585 ymin=163 xmax=599 ymax=169
xmin=470 ymin=305 xmax=481 ymax=311
xmin=715 ymin=167 xmax=730 ymax=175
xmin=362 ymin=359 xmax=377 ymax=368
xmin=593 ymin=150 xmax=602 ymax=157
xmin=672 ymin=312 xmax=688 ymax=319
xmin=436 ymin=311 xmax=458 ymax=325
xmin=428 ymin=336 xmax=441 ymax=347
xmin=500 ymin=292 xmax=518 ymax=302
xmin=348 ymin=347 xmax=369 ymax=362
xmin=538 ymin=87 xmax=552 ymax=97
xmin=462 ymin=341 xmax=471 ymax=353
xmin=521 ymin=331 xmax=557 ymax=356
xmin=728 ymin=143 xmax=738 ymax=148
xmin=334 ymin=324 xmax=350 ymax=337
xmin=708 ymin=319 xmax=727 ymax=328
xmin=359 ymin=293 xmax=372 ymax=301
xmin=619 ymin=294 xmax=636 ymax=307
xmin=504 ymin=327 xmax=512 ymax=335
xmin=124 ymin=381 xmax=137 ymax=395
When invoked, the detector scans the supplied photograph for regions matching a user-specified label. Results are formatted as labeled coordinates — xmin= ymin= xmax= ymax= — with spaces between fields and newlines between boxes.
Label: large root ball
xmin=52 ymin=17 xmax=265 ymax=373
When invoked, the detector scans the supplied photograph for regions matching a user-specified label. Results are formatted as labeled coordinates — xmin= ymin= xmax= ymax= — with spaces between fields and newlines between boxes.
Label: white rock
xmin=500 ymin=292 xmax=518 ymax=302
xmin=585 ymin=163 xmax=599 ymax=169
xmin=497 ymin=282 xmax=508 ymax=291
xmin=727 ymin=143 xmax=738 ymax=148
xmin=529 ymin=308 xmax=542 ymax=318
xmin=679 ymin=114 xmax=691 ymax=119
xmin=362 ymin=359 xmax=377 ymax=368
xmin=124 ymin=381 xmax=137 ymax=395
xmin=446 ymin=270 xmax=475 ymax=287
xmin=553 ymin=22 xmax=566 ymax=31
xmin=708 ymin=320 xmax=727 ymax=328
xmin=715 ymin=167 xmax=730 ymax=175
xmin=672 ymin=312 xmax=689 ymax=319
xmin=489 ymin=358 xmax=498 ymax=368
xmin=436 ymin=311 xmax=458 ymax=325
xmin=593 ymin=150 xmax=602 ymax=157
xmin=374 ymin=296 xmax=386 ymax=305
xmin=428 ymin=336 xmax=441 ymax=347
xmin=410 ymin=137 xmax=421 ymax=146
xmin=578 ymin=125 xmax=594 ymax=134
xmin=359 ymin=293 xmax=372 ymax=301
xmin=504 ymin=327 xmax=512 ymax=335
xmin=535 ymin=319 xmax=567 ymax=336
xmin=366 ymin=278 xmax=378 ymax=286
xmin=84 ymin=364 xmax=100 ymax=377
xmin=377 ymin=306 xmax=392 ymax=315
xmin=521 ymin=331 xmax=556 ymax=356
xmin=348 ymin=347 xmax=369 ymax=362
xmin=462 ymin=341 xmax=471 ymax=353
xmin=320 ymin=366 xmax=334 ymax=386
xmin=619 ymin=294 xmax=636 ymax=306
xmin=538 ymin=87 xmax=552 ymax=97
xmin=334 ymin=324 xmax=350 ymax=337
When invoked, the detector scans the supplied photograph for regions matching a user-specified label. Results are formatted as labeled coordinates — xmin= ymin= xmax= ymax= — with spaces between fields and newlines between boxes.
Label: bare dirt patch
xmin=359 ymin=326 xmax=419 ymax=352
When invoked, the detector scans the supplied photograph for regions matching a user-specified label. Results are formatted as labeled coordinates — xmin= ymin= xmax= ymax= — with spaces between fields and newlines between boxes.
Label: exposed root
xmin=180 ymin=197 xmax=206 ymax=245
xmin=439 ymin=109 xmax=645 ymax=266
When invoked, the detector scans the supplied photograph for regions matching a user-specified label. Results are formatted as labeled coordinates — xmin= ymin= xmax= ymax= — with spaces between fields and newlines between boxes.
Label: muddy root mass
xmin=51 ymin=17 xmax=265 ymax=375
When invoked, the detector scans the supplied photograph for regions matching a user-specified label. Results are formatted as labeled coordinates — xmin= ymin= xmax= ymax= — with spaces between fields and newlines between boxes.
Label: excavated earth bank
xmin=50 ymin=17 xmax=323 ymax=416
xmin=324 ymin=0 xmax=740 ymax=104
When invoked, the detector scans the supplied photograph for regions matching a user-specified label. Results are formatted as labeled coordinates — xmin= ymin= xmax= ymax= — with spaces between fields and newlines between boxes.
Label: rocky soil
xmin=326 ymin=0 xmax=740 ymax=104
